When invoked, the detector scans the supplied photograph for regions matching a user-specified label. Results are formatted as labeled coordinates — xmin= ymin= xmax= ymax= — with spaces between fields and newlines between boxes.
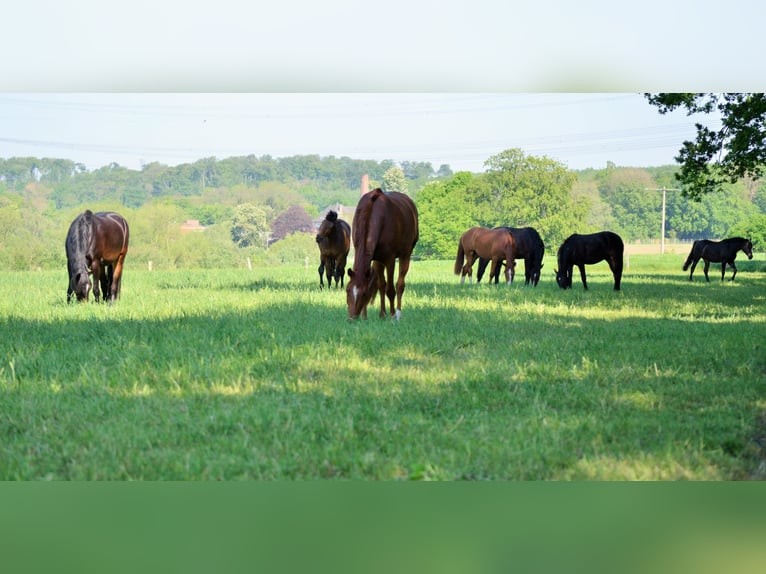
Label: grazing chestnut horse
xmin=454 ymin=227 xmax=516 ymax=285
xmin=682 ymin=237 xmax=753 ymax=281
xmin=476 ymin=226 xmax=545 ymax=286
xmin=555 ymin=231 xmax=623 ymax=291
xmin=65 ymin=210 xmax=130 ymax=303
xmin=346 ymin=188 xmax=419 ymax=319
xmin=315 ymin=210 xmax=351 ymax=289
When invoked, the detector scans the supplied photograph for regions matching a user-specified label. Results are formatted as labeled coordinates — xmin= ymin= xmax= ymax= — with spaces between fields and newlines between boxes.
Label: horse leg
xmin=476 ymin=257 xmax=488 ymax=283
xmin=318 ymin=260 xmax=325 ymax=289
xmin=329 ymin=258 xmax=337 ymax=287
xmin=462 ymin=253 xmax=475 ymax=284
xmin=384 ymin=260 xmax=397 ymax=318
xmin=370 ymin=261 xmax=393 ymax=319
xmin=688 ymin=257 xmax=699 ymax=281
xmin=336 ymin=254 xmax=347 ymax=288
xmin=578 ymin=264 xmax=588 ymax=289
xmin=488 ymin=259 xmax=500 ymax=285
xmin=608 ymin=255 xmax=623 ymax=291
xmin=101 ymin=264 xmax=112 ymax=303
xmin=728 ymin=260 xmax=737 ymax=281
xmin=494 ymin=259 xmax=503 ymax=285
xmin=394 ymin=256 xmax=411 ymax=320
xmin=110 ymin=256 xmax=126 ymax=303
xmin=504 ymin=260 xmax=512 ymax=285
xmin=507 ymin=260 xmax=516 ymax=285
xmin=703 ymin=260 xmax=711 ymax=282
xmin=91 ymin=260 xmax=102 ymax=303
xmin=326 ymin=259 xmax=334 ymax=288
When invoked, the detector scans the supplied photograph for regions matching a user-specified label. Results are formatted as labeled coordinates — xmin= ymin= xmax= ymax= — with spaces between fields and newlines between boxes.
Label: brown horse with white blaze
xmin=454 ymin=227 xmax=516 ymax=285
xmin=346 ymin=188 xmax=419 ymax=319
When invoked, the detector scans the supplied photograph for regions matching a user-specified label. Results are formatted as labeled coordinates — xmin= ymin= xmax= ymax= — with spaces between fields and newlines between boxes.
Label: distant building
xmin=180 ymin=219 xmax=206 ymax=233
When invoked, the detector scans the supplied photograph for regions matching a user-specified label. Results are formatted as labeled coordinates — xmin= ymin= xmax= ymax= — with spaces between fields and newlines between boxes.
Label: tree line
xmin=0 ymin=150 xmax=764 ymax=271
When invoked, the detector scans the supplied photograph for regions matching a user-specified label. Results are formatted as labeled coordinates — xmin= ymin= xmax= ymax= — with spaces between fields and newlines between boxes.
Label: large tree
xmin=644 ymin=93 xmax=766 ymax=200
xmin=480 ymin=148 xmax=585 ymax=248
xmin=230 ymin=203 xmax=270 ymax=248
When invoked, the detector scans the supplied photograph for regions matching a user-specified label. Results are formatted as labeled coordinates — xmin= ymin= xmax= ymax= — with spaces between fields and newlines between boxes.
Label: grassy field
xmin=0 ymin=252 xmax=764 ymax=480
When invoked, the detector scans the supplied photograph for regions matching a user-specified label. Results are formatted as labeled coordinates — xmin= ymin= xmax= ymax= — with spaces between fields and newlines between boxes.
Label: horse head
xmin=531 ymin=263 xmax=544 ymax=287
xmin=554 ymin=267 xmax=572 ymax=289
xmin=315 ymin=210 xmax=338 ymax=244
xmin=346 ymin=266 xmax=377 ymax=319
xmin=71 ymin=269 xmax=92 ymax=302
xmin=745 ymin=238 xmax=754 ymax=259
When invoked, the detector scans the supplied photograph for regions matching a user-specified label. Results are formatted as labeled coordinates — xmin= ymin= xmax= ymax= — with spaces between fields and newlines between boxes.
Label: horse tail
xmin=454 ymin=240 xmax=465 ymax=275
xmin=682 ymin=241 xmax=697 ymax=271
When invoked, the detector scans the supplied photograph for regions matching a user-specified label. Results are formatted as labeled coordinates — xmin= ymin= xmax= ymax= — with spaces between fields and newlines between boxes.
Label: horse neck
xmin=350 ymin=206 xmax=380 ymax=276
xmin=68 ymin=216 xmax=92 ymax=272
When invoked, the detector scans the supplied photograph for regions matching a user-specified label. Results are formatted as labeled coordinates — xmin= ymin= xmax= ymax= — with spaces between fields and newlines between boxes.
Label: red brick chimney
xmin=361 ymin=174 xmax=369 ymax=196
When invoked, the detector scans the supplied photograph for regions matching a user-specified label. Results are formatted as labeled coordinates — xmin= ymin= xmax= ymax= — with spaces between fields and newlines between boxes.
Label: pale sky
xmin=1 ymin=1 xmax=761 ymax=175
xmin=0 ymin=93 xmax=716 ymax=173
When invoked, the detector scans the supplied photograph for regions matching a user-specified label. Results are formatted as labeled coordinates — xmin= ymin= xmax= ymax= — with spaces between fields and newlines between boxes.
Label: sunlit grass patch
xmin=0 ymin=259 xmax=764 ymax=479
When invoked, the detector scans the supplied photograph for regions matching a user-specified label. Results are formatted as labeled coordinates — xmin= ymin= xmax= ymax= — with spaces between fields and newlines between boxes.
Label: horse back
xmin=354 ymin=189 xmax=418 ymax=259
xmin=561 ymin=231 xmax=623 ymax=266
xmin=91 ymin=211 xmax=130 ymax=261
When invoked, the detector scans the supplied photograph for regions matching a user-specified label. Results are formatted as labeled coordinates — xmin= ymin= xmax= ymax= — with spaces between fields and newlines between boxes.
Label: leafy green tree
xmin=400 ymin=161 xmax=434 ymax=180
xmin=383 ymin=166 xmax=408 ymax=193
xmin=645 ymin=93 xmax=766 ymax=199
xmin=413 ymin=172 xmax=480 ymax=258
xmin=436 ymin=164 xmax=453 ymax=178
xmin=231 ymin=203 xmax=270 ymax=248
xmin=729 ymin=214 xmax=766 ymax=251
xmin=596 ymin=167 xmax=661 ymax=240
xmin=481 ymin=148 xmax=584 ymax=248
xmin=266 ymin=232 xmax=316 ymax=265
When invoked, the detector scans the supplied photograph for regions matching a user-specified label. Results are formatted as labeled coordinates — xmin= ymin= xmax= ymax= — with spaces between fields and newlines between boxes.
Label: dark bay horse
xmin=346 ymin=188 xmax=419 ymax=319
xmin=315 ymin=210 xmax=351 ymax=289
xmin=555 ymin=231 xmax=623 ymax=290
xmin=682 ymin=237 xmax=753 ymax=281
xmin=476 ymin=226 xmax=545 ymax=286
xmin=65 ymin=210 xmax=130 ymax=303
xmin=454 ymin=227 xmax=516 ymax=285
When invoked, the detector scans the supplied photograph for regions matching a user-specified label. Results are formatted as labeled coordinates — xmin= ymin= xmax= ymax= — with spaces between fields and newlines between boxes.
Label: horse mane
xmin=66 ymin=210 xmax=93 ymax=274
xmin=325 ymin=210 xmax=338 ymax=223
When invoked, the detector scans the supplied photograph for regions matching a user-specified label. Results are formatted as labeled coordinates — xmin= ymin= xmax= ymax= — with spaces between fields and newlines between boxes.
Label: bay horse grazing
xmin=454 ymin=227 xmax=516 ymax=285
xmin=346 ymin=188 xmax=419 ymax=319
xmin=555 ymin=231 xmax=623 ymax=290
xmin=315 ymin=210 xmax=351 ymax=289
xmin=476 ymin=226 xmax=545 ymax=286
xmin=682 ymin=237 xmax=753 ymax=281
xmin=65 ymin=210 xmax=130 ymax=304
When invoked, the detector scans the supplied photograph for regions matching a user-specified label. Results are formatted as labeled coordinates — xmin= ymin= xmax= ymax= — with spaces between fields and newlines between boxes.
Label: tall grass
xmin=0 ymin=253 xmax=764 ymax=479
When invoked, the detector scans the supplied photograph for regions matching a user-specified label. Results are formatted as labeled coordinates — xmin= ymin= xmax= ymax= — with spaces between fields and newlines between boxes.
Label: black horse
xmin=555 ymin=231 xmax=624 ymax=291
xmin=476 ymin=226 xmax=545 ymax=286
xmin=682 ymin=237 xmax=753 ymax=281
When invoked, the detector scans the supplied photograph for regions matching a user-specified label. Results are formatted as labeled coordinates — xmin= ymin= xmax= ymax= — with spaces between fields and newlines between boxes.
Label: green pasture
xmin=0 ymin=252 xmax=764 ymax=480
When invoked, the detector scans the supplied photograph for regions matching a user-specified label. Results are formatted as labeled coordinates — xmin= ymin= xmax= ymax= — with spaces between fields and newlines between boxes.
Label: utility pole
xmin=645 ymin=187 xmax=680 ymax=254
